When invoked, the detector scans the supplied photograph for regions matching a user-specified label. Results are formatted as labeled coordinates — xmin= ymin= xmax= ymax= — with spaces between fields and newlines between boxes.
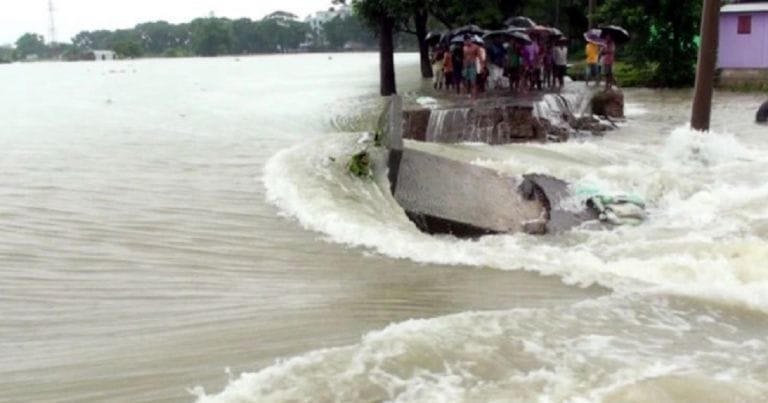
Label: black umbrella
xmin=452 ymin=24 xmax=486 ymax=38
xmin=549 ymin=27 xmax=564 ymax=38
xmin=600 ymin=25 xmax=630 ymax=44
xmin=425 ymin=31 xmax=444 ymax=47
xmin=505 ymin=16 xmax=536 ymax=29
xmin=509 ymin=30 xmax=533 ymax=44
xmin=483 ymin=30 xmax=513 ymax=42
xmin=528 ymin=25 xmax=562 ymax=38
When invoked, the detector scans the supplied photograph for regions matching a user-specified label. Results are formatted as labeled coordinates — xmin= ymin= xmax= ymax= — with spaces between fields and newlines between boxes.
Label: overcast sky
xmin=1 ymin=0 xmax=336 ymax=45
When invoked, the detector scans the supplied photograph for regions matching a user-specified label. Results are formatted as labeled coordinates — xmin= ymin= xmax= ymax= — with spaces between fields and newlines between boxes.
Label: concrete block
xmin=591 ymin=90 xmax=625 ymax=118
xmin=402 ymin=103 xmax=546 ymax=145
xmin=393 ymin=148 xmax=546 ymax=236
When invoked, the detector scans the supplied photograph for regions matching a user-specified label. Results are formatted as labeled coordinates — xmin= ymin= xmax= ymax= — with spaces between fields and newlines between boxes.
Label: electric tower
xmin=48 ymin=0 xmax=57 ymax=44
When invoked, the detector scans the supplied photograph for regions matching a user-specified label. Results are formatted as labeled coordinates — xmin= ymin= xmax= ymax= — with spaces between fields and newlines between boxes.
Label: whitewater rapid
xmin=257 ymin=123 xmax=768 ymax=311
xmin=197 ymin=89 xmax=768 ymax=402
xmin=196 ymin=293 xmax=767 ymax=402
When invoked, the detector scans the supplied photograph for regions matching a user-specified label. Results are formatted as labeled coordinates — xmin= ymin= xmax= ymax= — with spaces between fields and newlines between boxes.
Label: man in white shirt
xmin=552 ymin=40 xmax=569 ymax=89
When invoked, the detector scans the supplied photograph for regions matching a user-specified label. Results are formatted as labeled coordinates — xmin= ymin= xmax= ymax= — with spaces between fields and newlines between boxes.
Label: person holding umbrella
xmin=599 ymin=26 xmax=630 ymax=90
xmin=584 ymin=29 xmax=603 ymax=87
xmin=474 ymin=36 xmax=489 ymax=93
xmin=552 ymin=38 xmax=569 ymax=89
xmin=486 ymin=36 xmax=507 ymax=91
xmin=451 ymin=41 xmax=464 ymax=95
xmin=602 ymin=35 xmax=616 ymax=90
xmin=442 ymin=47 xmax=454 ymax=91
xmin=462 ymin=34 xmax=481 ymax=98
xmin=506 ymin=41 xmax=524 ymax=93
xmin=432 ymin=45 xmax=446 ymax=90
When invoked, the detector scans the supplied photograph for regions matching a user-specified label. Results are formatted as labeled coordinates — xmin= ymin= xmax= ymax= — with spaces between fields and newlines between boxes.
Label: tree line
xmin=3 ymin=10 xmax=379 ymax=62
xmin=3 ymin=1 xmax=719 ymax=91
xmin=337 ymin=0 xmax=712 ymax=94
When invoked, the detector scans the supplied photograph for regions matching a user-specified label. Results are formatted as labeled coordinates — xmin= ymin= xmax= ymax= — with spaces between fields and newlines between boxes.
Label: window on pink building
xmin=738 ymin=15 xmax=752 ymax=35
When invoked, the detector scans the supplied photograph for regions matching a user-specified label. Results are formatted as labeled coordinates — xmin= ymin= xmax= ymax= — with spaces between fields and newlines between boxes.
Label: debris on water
xmin=416 ymin=96 xmax=439 ymax=109
xmin=585 ymin=194 xmax=647 ymax=226
xmin=757 ymin=100 xmax=768 ymax=123
xmin=347 ymin=151 xmax=373 ymax=179
xmin=358 ymin=132 xmax=376 ymax=144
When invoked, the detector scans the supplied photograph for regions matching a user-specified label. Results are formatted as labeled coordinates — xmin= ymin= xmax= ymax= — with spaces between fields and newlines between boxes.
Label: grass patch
xmin=569 ymin=61 xmax=657 ymax=87
xmin=717 ymin=80 xmax=768 ymax=93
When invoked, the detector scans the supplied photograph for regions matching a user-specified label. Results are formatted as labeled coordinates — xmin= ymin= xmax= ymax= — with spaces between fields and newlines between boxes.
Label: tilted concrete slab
xmin=393 ymin=148 xmax=545 ymax=236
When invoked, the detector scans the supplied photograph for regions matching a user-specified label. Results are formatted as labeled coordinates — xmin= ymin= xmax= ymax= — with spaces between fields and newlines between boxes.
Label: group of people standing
xmin=585 ymin=35 xmax=616 ymax=90
xmin=431 ymin=33 xmax=569 ymax=98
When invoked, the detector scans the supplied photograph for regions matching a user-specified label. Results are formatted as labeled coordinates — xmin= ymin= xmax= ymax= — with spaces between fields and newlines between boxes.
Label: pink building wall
xmin=718 ymin=12 xmax=768 ymax=69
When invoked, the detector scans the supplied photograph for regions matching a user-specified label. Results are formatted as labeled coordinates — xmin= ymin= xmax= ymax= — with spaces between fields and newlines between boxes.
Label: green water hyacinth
xmin=347 ymin=151 xmax=373 ymax=179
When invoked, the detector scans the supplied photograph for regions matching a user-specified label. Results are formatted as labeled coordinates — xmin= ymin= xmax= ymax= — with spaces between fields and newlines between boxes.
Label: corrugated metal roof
xmin=722 ymin=3 xmax=768 ymax=13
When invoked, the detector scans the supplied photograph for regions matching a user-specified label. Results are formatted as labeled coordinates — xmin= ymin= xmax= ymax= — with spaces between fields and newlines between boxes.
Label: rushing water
xmin=1 ymin=54 xmax=768 ymax=403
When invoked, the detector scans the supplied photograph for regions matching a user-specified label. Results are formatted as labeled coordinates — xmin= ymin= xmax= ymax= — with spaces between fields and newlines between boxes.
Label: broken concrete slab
xmin=393 ymin=148 xmax=546 ymax=236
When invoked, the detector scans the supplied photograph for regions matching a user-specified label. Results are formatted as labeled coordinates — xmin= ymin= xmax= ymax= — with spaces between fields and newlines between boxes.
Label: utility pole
xmin=588 ymin=0 xmax=596 ymax=29
xmin=690 ymin=0 xmax=720 ymax=131
xmin=47 ymin=0 xmax=57 ymax=44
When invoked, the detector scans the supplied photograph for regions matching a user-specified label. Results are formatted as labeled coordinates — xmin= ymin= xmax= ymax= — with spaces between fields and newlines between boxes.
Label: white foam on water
xmin=415 ymin=96 xmax=439 ymax=109
xmin=195 ymin=294 xmax=768 ymax=402
xmin=624 ymin=102 xmax=648 ymax=117
xmin=240 ymin=104 xmax=768 ymax=403
xmin=262 ymin=125 xmax=768 ymax=312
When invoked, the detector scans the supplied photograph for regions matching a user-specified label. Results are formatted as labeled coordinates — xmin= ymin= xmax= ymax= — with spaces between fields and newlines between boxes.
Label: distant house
xmin=91 ymin=50 xmax=116 ymax=61
xmin=343 ymin=41 xmax=367 ymax=51
xmin=304 ymin=5 xmax=353 ymax=48
xmin=718 ymin=2 xmax=768 ymax=86
xmin=305 ymin=6 xmax=352 ymax=32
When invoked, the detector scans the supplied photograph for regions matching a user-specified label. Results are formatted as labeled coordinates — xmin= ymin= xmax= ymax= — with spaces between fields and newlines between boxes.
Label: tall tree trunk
xmin=379 ymin=14 xmax=397 ymax=96
xmin=588 ymin=0 xmax=596 ymax=29
xmin=415 ymin=10 xmax=433 ymax=79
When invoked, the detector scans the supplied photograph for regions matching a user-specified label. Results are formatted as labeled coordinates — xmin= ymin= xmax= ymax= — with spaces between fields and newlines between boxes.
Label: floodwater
xmin=1 ymin=54 xmax=767 ymax=403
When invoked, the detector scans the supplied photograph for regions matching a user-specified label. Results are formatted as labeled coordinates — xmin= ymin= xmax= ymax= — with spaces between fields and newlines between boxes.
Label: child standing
xmin=442 ymin=49 xmax=454 ymax=90
xmin=432 ymin=47 xmax=445 ymax=90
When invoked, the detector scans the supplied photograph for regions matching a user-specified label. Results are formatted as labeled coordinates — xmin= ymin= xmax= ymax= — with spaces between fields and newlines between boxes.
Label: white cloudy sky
xmin=0 ymin=0 xmax=336 ymax=45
